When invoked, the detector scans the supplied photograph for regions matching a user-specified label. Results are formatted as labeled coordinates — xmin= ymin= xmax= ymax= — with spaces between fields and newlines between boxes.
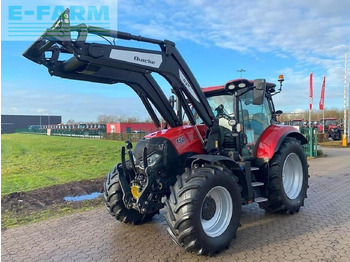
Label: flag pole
xmin=323 ymin=108 xmax=325 ymax=134
xmin=309 ymin=72 xmax=313 ymax=128
xmin=309 ymin=107 xmax=312 ymax=127
xmin=321 ymin=76 xmax=326 ymax=134
xmin=344 ymin=54 xmax=348 ymax=147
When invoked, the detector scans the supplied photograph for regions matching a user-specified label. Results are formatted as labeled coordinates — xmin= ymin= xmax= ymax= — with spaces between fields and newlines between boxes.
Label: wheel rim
xmin=200 ymin=186 xmax=233 ymax=238
xmin=282 ymin=153 xmax=303 ymax=199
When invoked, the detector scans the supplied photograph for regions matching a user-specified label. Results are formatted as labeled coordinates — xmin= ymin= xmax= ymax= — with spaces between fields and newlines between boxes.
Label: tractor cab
xmin=202 ymin=78 xmax=279 ymax=158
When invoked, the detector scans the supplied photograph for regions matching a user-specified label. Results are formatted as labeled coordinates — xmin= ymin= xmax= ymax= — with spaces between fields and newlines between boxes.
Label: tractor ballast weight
xmin=24 ymin=9 xmax=309 ymax=256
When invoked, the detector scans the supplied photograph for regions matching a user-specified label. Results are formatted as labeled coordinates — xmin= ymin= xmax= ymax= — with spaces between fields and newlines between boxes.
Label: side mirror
xmin=275 ymin=110 xmax=283 ymax=115
xmin=253 ymin=79 xmax=266 ymax=105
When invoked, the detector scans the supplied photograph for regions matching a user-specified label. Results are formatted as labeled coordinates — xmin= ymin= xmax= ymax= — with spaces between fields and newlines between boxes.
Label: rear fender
xmin=255 ymin=125 xmax=307 ymax=162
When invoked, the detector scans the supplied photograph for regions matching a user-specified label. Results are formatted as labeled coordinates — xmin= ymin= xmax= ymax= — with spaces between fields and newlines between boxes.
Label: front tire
xmin=103 ymin=165 xmax=156 ymax=224
xmin=165 ymin=166 xmax=241 ymax=255
xmin=259 ymin=137 xmax=309 ymax=214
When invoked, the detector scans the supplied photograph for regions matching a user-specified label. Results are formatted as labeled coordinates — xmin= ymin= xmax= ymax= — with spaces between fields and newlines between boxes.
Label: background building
xmin=1 ymin=115 xmax=62 ymax=134
xmin=106 ymin=122 xmax=159 ymax=134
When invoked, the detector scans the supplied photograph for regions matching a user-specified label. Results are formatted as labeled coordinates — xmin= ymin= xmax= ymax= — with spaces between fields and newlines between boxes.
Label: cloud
xmin=294 ymin=108 xmax=304 ymax=113
xmin=11 ymin=107 xmax=19 ymax=113
xmin=119 ymin=0 xmax=349 ymax=59
xmin=117 ymin=0 xmax=349 ymax=112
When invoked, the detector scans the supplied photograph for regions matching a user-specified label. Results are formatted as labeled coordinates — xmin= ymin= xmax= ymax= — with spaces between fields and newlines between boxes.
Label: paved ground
xmin=2 ymin=147 xmax=350 ymax=262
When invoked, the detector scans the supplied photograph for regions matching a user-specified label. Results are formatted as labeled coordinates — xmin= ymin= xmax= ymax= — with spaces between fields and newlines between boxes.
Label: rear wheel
xmin=165 ymin=166 xmax=241 ymax=255
xmin=259 ymin=137 xmax=309 ymax=214
xmin=103 ymin=165 xmax=156 ymax=224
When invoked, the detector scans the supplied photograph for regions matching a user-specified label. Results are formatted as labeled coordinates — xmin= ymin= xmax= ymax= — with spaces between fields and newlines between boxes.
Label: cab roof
xmin=201 ymin=79 xmax=276 ymax=94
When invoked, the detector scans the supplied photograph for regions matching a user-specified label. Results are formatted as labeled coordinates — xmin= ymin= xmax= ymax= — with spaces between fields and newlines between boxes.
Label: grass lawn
xmin=1 ymin=134 xmax=124 ymax=195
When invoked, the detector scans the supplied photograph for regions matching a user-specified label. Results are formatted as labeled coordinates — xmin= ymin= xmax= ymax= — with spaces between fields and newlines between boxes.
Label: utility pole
xmin=343 ymin=53 xmax=348 ymax=146
xmin=348 ymin=81 xmax=350 ymax=143
xmin=237 ymin=69 xmax=246 ymax=78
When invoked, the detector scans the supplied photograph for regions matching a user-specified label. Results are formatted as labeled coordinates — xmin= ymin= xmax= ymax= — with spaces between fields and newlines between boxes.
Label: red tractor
xmin=23 ymin=9 xmax=309 ymax=256
xmin=318 ymin=117 xmax=342 ymax=140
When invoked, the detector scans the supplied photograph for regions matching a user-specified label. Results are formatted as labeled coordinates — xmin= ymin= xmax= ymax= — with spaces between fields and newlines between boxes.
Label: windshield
xmin=207 ymin=95 xmax=234 ymax=117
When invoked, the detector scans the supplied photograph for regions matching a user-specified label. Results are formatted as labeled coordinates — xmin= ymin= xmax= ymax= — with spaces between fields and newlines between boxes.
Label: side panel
xmin=255 ymin=125 xmax=307 ymax=160
xmin=145 ymin=125 xmax=208 ymax=155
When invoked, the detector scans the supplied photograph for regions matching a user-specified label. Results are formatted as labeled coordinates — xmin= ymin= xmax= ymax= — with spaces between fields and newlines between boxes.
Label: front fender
xmin=188 ymin=154 xmax=242 ymax=170
xmin=255 ymin=125 xmax=307 ymax=161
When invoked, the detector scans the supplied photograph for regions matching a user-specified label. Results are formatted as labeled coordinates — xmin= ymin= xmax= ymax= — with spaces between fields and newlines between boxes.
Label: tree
xmin=124 ymin=117 xmax=139 ymax=123
xmin=66 ymin=119 xmax=76 ymax=124
xmin=279 ymin=108 xmax=344 ymax=122
xmin=97 ymin=114 xmax=118 ymax=124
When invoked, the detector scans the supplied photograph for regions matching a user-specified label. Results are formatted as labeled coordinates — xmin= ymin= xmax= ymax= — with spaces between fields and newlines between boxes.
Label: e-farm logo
xmin=3 ymin=3 xmax=118 ymax=41
xmin=8 ymin=6 xmax=109 ymax=21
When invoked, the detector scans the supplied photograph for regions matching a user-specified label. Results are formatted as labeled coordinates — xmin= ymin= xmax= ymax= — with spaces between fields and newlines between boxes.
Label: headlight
xmin=140 ymin=153 xmax=161 ymax=168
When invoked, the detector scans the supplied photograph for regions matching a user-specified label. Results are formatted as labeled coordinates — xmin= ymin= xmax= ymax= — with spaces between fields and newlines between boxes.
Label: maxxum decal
xmin=178 ymin=69 xmax=200 ymax=102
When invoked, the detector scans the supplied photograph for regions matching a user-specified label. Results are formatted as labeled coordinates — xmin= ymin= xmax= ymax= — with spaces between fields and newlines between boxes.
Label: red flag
xmin=309 ymin=73 xmax=313 ymax=111
xmin=319 ymin=76 xmax=326 ymax=110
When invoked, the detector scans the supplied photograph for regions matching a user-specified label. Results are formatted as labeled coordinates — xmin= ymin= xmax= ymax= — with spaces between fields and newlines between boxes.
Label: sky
xmin=2 ymin=0 xmax=350 ymax=123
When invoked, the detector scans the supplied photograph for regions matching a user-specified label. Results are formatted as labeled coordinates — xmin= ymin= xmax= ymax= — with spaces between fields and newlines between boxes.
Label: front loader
xmin=23 ymin=9 xmax=309 ymax=256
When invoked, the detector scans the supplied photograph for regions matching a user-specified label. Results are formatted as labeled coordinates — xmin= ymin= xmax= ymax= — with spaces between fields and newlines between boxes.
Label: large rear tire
xmin=165 ymin=165 xmax=241 ymax=255
xmin=259 ymin=137 xmax=309 ymax=214
xmin=331 ymin=130 xmax=341 ymax=140
xmin=103 ymin=165 xmax=156 ymax=224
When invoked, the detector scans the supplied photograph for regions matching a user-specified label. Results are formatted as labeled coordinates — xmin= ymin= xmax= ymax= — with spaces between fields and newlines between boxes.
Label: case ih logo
xmin=176 ymin=136 xmax=185 ymax=145
xmin=134 ymin=56 xmax=155 ymax=65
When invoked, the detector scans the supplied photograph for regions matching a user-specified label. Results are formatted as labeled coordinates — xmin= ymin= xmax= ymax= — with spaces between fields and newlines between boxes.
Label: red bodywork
xmin=145 ymin=125 xmax=208 ymax=155
xmin=202 ymin=85 xmax=225 ymax=93
xmin=255 ymin=125 xmax=302 ymax=160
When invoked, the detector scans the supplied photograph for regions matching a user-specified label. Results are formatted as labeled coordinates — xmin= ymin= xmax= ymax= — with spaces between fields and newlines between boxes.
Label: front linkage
xmin=118 ymin=142 xmax=164 ymax=215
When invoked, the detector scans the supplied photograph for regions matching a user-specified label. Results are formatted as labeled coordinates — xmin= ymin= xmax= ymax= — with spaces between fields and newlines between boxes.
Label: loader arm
xmin=23 ymin=8 xmax=220 ymax=152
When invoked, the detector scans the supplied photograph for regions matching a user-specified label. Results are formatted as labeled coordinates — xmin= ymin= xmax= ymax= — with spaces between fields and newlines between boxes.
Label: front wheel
xmin=259 ymin=137 xmax=309 ymax=214
xmin=165 ymin=166 xmax=242 ymax=255
xmin=331 ymin=130 xmax=341 ymax=140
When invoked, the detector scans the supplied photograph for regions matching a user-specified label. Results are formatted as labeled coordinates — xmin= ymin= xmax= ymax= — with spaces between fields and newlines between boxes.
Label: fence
xmin=103 ymin=132 xmax=147 ymax=142
xmin=16 ymin=128 xmax=147 ymax=142
xmin=16 ymin=128 xmax=104 ymax=139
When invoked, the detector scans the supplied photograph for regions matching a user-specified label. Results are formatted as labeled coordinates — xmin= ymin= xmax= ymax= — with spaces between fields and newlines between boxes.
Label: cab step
xmin=251 ymin=182 xmax=264 ymax=187
xmin=254 ymin=197 xmax=268 ymax=203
